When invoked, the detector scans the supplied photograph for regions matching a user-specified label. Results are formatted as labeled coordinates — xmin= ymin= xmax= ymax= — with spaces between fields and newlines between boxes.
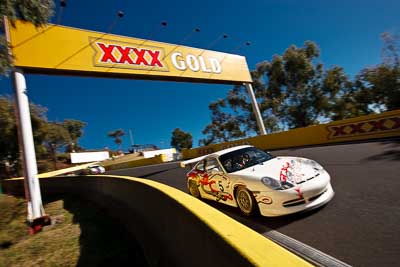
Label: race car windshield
xmin=219 ymin=147 xmax=274 ymax=173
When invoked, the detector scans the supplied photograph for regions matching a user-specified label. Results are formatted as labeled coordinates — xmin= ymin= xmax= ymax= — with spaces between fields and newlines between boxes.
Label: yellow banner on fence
xmin=8 ymin=20 xmax=252 ymax=84
xmin=182 ymin=109 xmax=400 ymax=159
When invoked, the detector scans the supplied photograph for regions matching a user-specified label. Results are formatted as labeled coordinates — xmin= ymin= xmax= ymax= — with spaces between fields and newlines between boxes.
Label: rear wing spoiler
xmin=179 ymin=154 xmax=208 ymax=168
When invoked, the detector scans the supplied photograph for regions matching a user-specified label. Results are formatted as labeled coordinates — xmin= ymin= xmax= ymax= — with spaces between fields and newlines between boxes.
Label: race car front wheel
xmin=188 ymin=180 xmax=201 ymax=198
xmin=235 ymin=186 xmax=256 ymax=216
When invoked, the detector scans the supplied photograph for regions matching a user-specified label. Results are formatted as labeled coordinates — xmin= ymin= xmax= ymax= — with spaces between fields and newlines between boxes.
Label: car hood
xmin=233 ymin=156 xmax=322 ymax=184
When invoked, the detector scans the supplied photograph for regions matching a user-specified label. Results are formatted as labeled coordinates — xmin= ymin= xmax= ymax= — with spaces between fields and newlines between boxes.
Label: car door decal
xmin=190 ymin=170 xmax=233 ymax=201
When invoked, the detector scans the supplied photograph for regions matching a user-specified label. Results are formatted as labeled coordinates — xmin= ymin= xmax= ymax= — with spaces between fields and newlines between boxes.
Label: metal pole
xmin=129 ymin=129 xmax=134 ymax=146
xmin=13 ymin=69 xmax=45 ymax=221
xmin=244 ymin=83 xmax=267 ymax=135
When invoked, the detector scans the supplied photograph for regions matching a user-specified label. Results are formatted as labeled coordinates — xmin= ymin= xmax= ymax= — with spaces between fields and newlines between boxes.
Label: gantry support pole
xmin=13 ymin=69 xmax=45 ymax=222
xmin=4 ymin=16 xmax=46 ymax=226
xmin=244 ymin=83 xmax=266 ymax=135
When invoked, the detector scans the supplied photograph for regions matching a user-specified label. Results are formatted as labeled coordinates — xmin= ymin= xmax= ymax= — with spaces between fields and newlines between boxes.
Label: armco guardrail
xmin=182 ymin=109 xmax=400 ymax=159
xmin=2 ymin=176 xmax=312 ymax=267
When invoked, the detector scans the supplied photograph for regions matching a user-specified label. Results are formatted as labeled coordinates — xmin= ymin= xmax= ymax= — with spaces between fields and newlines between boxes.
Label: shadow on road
xmin=363 ymin=139 xmax=400 ymax=161
xmin=201 ymin=198 xmax=327 ymax=234
xmin=364 ymin=149 xmax=400 ymax=161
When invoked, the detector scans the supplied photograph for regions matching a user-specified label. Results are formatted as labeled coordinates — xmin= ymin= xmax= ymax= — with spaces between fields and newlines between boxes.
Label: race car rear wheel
xmin=235 ymin=186 xmax=256 ymax=216
xmin=188 ymin=180 xmax=201 ymax=198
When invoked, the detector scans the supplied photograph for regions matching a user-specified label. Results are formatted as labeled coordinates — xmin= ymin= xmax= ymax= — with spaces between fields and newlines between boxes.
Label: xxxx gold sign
xmin=326 ymin=116 xmax=400 ymax=139
xmin=7 ymin=20 xmax=252 ymax=84
xmin=90 ymin=38 xmax=169 ymax=71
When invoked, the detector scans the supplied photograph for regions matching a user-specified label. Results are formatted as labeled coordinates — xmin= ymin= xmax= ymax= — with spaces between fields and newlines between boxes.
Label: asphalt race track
xmin=107 ymin=139 xmax=400 ymax=267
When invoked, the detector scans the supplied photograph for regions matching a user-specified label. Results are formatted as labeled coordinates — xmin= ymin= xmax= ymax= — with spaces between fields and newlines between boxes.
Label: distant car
xmin=182 ymin=145 xmax=334 ymax=217
xmin=87 ymin=164 xmax=105 ymax=174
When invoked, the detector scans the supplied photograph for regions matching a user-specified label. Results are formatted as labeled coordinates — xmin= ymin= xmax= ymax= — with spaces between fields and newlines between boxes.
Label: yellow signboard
xmin=182 ymin=109 xmax=400 ymax=159
xmin=7 ymin=20 xmax=252 ymax=84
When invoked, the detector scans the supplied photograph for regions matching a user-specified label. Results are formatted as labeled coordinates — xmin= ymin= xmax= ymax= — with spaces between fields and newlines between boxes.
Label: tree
xmin=201 ymin=34 xmax=399 ymax=145
xmin=0 ymin=95 xmax=49 ymax=177
xmin=43 ymin=122 xmax=70 ymax=170
xmin=1 ymin=95 xmax=88 ymax=176
xmin=199 ymin=99 xmax=246 ymax=146
xmin=200 ymin=64 xmax=285 ymax=146
xmin=62 ymin=119 xmax=86 ymax=152
xmin=0 ymin=96 xmax=19 ymax=177
xmin=354 ymin=32 xmax=400 ymax=111
xmin=261 ymin=41 xmax=337 ymax=128
xmin=381 ymin=32 xmax=399 ymax=67
xmin=107 ymin=129 xmax=125 ymax=150
xmin=323 ymin=66 xmax=373 ymax=120
xmin=354 ymin=66 xmax=399 ymax=111
xmin=201 ymin=41 xmax=353 ymax=144
xmin=0 ymin=0 xmax=55 ymax=75
xmin=171 ymin=128 xmax=192 ymax=151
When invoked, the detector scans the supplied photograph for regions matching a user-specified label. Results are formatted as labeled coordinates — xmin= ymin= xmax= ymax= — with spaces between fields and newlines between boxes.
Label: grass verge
xmin=0 ymin=194 xmax=148 ymax=267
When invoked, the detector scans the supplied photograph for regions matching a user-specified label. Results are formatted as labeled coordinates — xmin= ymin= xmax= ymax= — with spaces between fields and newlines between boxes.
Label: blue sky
xmin=0 ymin=0 xmax=399 ymax=150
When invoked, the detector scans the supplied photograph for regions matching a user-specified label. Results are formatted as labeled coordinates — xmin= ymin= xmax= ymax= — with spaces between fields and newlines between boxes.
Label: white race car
xmin=87 ymin=164 xmax=106 ymax=174
xmin=181 ymin=145 xmax=334 ymax=217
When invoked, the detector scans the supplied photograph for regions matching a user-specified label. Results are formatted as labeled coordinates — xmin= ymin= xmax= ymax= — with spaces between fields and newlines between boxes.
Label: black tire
xmin=188 ymin=180 xmax=201 ymax=198
xmin=235 ymin=186 xmax=256 ymax=216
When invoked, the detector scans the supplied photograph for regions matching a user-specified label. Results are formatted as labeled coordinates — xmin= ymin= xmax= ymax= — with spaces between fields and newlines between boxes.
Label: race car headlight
xmin=261 ymin=177 xmax=294 ymax=190
xmin=308 ymin=160 xmax=324 ymax=171
xmin=261 ymin=177 xmax=282 ymax=190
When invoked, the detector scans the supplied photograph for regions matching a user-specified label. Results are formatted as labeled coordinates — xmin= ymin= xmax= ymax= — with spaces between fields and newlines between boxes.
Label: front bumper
xmin=256 ymin=174 xmax=335 ymax=217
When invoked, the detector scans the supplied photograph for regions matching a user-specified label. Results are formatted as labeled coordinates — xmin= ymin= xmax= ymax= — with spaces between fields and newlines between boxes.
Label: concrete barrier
xmin=2 ymin=175 xmax=311 ymax=267
xmin=182 ymin=109 xmax=400 ymax=159
xmin=8 ymin=152 xmax=169 ymax=180
xmin=9 ymin=162 xmax=97 ymax=179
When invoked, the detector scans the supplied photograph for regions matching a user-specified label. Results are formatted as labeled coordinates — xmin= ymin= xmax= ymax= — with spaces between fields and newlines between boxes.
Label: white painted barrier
xmin=70 ymin=151 xmax=110 ymax=163
xmin=142 ymin=148 xmax=176 ymax=161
